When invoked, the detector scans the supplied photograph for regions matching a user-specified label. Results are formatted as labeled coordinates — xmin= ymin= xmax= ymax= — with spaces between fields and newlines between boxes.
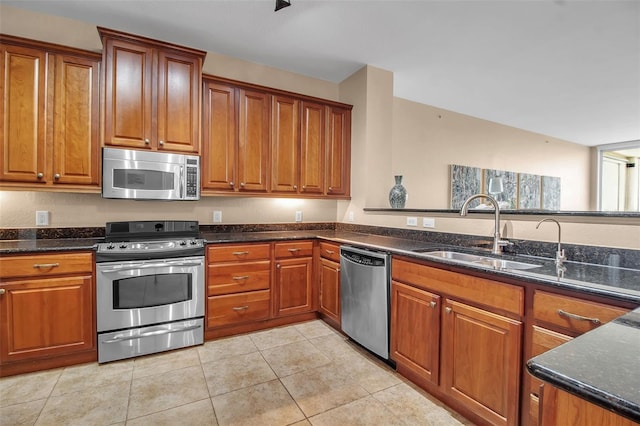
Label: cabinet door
xmin=156 ymin=50 xmax=201 ymax=153
xmin=274 ymin=257 xmax=313 ymax=317
xmin=238 ymin=88 xmax=270 ymax=192
xmin=0 ymin=44 xmax=47 ymax=183
xmin=202 ymin=81 xmax=237 ymax=191
xmin=271 ymin=95 xmax=299 ymax=193
xmin=326 ymin=106 xmax=350 ymax=196
xmin=319 ymin=258 xmax=340 ymax=324
xmin=390 ymin=281 xmax=440 ymax=385
xmin=300 ymin=101 xmax=325 ymax=194
xmin=0 ymin=276 xmax=94 ymax=363
xmin=103 ymin=38 xmax=154 ymax=149
xmin=52 ymin=54 xmax=100 ymax=186
xmin=441 ymin=299 xmax=522 ymax=426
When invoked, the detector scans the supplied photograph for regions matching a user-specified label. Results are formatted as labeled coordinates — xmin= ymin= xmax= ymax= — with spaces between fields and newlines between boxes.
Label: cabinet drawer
xmin=0 ymin=252 xmax=93 ymax=279
xmin=207 ymin=261 xmax=271 ymax=295
xmin=533 ymin=290 xmax=628 ymax=334
xmin=207 ymin=243 xmax=270 ymax=262
xmin=207 ymin=290 xmax=270 ymax=328
xmin=319 ymin=242 xmax=340 ymax=262
xmin=274 ymin=241 xmax=314 ymax=258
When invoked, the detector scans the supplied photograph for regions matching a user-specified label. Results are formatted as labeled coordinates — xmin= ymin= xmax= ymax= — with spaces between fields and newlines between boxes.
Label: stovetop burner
xmin=96 ymin=220 xmax=205 ymax=262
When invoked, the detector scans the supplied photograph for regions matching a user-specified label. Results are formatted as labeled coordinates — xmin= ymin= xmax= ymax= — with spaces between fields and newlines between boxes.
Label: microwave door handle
xmin=100 ymin=260 xmax=203 ymax=273
xmin=179 ymin=166 xmax=184 ymax=199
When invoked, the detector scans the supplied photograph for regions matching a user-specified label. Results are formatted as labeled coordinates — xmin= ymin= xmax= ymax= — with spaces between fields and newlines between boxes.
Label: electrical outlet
xmin=406 ymin=216 xmax=418 ymax=226
xmin=348 ymin=211 xmax=354 ymax=222
xmin=36 ymin=211 xmax=49 ymax=226
xmin=295 ymin=211 xmax=303 ymax=222
xmin=423 ymin=217 xmax=435 ymax=228
xmin=213 ymin=211 xmax=222 ymax=223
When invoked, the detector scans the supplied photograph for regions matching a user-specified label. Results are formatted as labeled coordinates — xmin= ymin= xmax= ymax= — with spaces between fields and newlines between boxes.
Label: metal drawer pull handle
xmin=33 ymin=263 xmax=60 ymax=269
xmin=288 ymin=248 xmax=301 ymax=252
xmin=325 ymin=250 xmax=335 ymax=254
xmin=232 ymin=306 xmax=249 ymax=311
xmin=232 ymin=275 xmax=249 ymax=280
xmin=232 ymin=251 xmax=249 ymax=255
xmin=102 ymin=324 xmax=201 ymax=343
xmin=430 ymin=301 xmax=437 ymax=308
xmin=558 ymin=309 xmax=601 ymax=324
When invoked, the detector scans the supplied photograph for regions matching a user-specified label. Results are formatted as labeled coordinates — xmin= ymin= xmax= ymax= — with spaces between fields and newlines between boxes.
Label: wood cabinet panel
xmin=207 ymin=290 xmax=270 ymax=328
xmin=441 ymin=298 xmax=522 ymax=426
xmin=326 ymin=105 xmax=350 ymax=196
xmin=300 ymin=101 xmax=325 ymax=194
xmin=0 ymin=275 xmax=94 ymax=363
xmin=392 ymin=258 xmax=524 ymax=316
xmin=0 ymin=43 xmax=47 ymax=183
xmin=238 ymin=88 xmax=270 ymax=191
xmin=207 ymin=260 xmax=271 ymax=295
xmin=274 ymin=257 xmax=313 ymax=316
xmin=318 ymin=258 xmax=340 ymax=324
xmin=391 ymin=281 xmax=440 ymax=385
xmin=156 ymin=50 xmax=201 ymax=152
xmin=202 ymin=81 xmax=236 ymax=191
xmin=207 ymin=243 xmax=271 ymax=262
xmin=271 ymin=95 xmax=299 ymax=193
xmin=53 ymin=54 xmax=100 ymax=185
xmin=533 ymin=290 xmax=628 ymax=335
xmin=103 ymin=38 xmax=153 ymax=149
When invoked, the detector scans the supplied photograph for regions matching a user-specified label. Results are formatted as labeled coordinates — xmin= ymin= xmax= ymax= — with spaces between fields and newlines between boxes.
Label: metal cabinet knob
xmin=328 ymin=187 xmax=333 ymax=191
xmin=430 ymin=301 xmax=437 ymax=308
xmin=0 ymin=289 xmax=5 ymax=295
xmin=293 ymin=185 xmax=298 ymax=190
xmin=240 ymin=182 xmax=245 ymax=187
xmin=229 ymin=182 xmax=234 ymax=187
xmin=159 ymin=140 xmax=164 ymax=146
xmin=54 ymin=173 xmax=61 ymax=180
xmin=144 ymin=139 xmax=150 ymax=145
xmin=37 ymin=173 xmax=44 ymax=179
xmin=445 ymin=307 xmax=452 ymax=314
xmin=276 ymin=264 xmax=281 ymax=269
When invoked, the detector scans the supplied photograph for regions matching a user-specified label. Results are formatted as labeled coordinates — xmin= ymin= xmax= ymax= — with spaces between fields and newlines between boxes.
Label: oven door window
xmin=113 ymin=273 xmax=192 ymax=309
xmin=113 ymin=169 xmax=175 ymax=191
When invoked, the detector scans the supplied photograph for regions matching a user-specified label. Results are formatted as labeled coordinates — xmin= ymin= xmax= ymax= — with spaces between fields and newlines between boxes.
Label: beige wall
xmin=1 ymin=5 xmax=638 ymax=250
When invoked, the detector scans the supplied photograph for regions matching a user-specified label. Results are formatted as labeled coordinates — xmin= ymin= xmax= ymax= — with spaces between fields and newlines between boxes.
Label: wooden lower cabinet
xmin=0 ymin=252 xmax=95 ymax=377
xmin=441 ymin=299 xmax=522 ymax=426
xmin=318 ymin=257 xmax=340 ymax=324
xmin=274 ymin=256 xmax=313 ymax=316
xmin=207 ymin=290 xmax=270 ymax=328
xmin=540 ymin=385 xmax=637 ymax=426
xmin=391 ymin=257 xmax=524 ymax=426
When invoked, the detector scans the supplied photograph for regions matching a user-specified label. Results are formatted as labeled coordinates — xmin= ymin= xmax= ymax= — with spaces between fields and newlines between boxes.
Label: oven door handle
xmin=102 ymin=323 xmax=202 ymax=343
xmin=99 ymin=260 xmax=203 ymax=273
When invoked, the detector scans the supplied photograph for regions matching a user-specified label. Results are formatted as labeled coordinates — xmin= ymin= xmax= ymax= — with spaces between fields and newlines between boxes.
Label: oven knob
xmin=180 ymin=240 xmax=187 ymax=246
xmin=190 ymin=240 xmax=198 ymax=245
xmin=107 ymin=244 xmax=115 ymax=250
xmin=119 ymin=244 xmax=127 ymax=249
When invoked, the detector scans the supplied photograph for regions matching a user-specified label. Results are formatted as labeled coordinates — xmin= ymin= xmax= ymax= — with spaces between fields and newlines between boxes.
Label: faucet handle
xmin=556 ymin=249 xmax=566 ymax=264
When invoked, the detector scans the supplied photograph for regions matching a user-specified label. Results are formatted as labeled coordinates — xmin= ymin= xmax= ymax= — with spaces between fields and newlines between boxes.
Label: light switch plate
xmin=423 ymin=217 xmax=435 ymax=228
xmin=407 ymin=217 xmax=418 ymax=226
xmin=295 ymin=211 xmax=303 ymax=222
xmin=348 ymin=211 xmax=354 ymax=222
xmin=36 ymin=211 xmax=49 ymax=226
xmin=213 ymin=211 xmax=222 ymax=223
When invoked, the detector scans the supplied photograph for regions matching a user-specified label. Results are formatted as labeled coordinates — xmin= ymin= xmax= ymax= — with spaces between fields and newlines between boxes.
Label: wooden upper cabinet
xmin=52 ymin=54 xmax=100 ymax=186
xmin=202 ymin=80 xmax=237 ymax=191
xmin=271 ymin=95 xmax=299 ymax=193
xmin=300 ymin=101 xmax=325 ymax=194
xmin=0 ymin=43 xmax=47 ymax=183
xmin=0 ymin=36 xmax=100 ymax=189
xmin=326 ymin=105 xmax=351 ymax=196
xmin=238 ymin=88 xmax=270 ymax=192
xmin=99 ymin=27 xmax=205 ymax=154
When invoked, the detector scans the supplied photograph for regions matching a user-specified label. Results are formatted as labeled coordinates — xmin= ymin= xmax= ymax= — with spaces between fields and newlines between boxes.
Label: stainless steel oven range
xmin=96 ymin=220 xmax=205 ymax=363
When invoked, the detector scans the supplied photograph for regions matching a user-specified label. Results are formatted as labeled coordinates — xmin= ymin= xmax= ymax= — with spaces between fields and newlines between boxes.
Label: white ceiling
xmin=5 ymin=0 xmax=640 ymax=147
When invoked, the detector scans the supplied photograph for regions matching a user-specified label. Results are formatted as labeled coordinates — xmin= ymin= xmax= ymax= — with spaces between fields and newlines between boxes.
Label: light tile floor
xmin=0 ymin=320 xmax=471 ymax=426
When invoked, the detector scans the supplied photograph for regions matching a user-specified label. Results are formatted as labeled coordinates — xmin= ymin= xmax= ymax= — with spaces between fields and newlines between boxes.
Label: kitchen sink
xmin=418 ymin=250 xmax=542 ymax=271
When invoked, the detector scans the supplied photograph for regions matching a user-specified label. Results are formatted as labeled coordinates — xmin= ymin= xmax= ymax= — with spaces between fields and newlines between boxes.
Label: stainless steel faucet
xmin=460 ymin=193 xmax=509 ymax=255
xmin=536 ymin=218 xmax=566 ymax=266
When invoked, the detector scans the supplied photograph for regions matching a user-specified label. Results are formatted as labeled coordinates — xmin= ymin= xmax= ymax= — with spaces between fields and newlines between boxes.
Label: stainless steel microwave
xmin=102 ymin=148 xmax=200 ymax=201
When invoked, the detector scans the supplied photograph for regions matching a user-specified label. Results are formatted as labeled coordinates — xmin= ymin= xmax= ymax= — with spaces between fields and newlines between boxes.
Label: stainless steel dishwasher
xmin=340 ymin=245 xmax=391 ymax=360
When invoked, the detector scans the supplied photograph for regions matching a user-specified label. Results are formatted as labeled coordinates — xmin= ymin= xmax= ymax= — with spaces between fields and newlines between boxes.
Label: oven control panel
xmin=96 ymin=239 xmax=205 ymax=262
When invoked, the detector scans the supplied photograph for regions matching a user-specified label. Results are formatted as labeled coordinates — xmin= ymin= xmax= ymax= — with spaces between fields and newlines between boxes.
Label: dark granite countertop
xmin=526 ymin=307 xmax=640 ymax=422
xmin=0 ymin=238 xmax=101 ymax=253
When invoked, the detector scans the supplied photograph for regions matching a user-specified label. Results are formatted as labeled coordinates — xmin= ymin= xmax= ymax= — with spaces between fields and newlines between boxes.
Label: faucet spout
xmin=460 ymin=193 xmax=508 ymax=255
xmin=536 ymin=218 xmax=566 ymax=265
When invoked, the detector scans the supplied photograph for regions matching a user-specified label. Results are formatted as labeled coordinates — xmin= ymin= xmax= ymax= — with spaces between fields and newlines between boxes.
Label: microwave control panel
xmin=185 ymin=165 xmax=199 ymax=198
